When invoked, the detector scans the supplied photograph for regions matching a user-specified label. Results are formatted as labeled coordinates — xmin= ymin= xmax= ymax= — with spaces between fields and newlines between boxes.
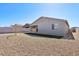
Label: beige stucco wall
xmin=31 ymin=18 xmax=69 ymax=36
xmin=76 ymin=28 xmax=79 ymax=32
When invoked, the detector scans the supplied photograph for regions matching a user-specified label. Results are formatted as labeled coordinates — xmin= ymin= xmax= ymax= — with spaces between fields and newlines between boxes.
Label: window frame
xmin=52 ymin=24 xmax=58 ymax=30
xmin=52 ymin=24 xmax=55 ymax=30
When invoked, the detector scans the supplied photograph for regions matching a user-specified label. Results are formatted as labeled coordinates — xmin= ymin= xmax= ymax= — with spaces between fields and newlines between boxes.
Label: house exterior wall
xmin=31 ymin=18 xmax=69 ymax=36
xmin=76 ymin=28 xmax=79 ymax=32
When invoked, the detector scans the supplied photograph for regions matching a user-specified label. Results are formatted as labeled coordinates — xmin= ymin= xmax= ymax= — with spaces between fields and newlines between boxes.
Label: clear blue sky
xmin=0 ymin=3 xmax=79 ymax=27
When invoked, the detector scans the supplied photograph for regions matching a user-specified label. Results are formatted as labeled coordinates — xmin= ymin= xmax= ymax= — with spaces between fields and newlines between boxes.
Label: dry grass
xmin=0 ymin=33 xmax=79 ymax=56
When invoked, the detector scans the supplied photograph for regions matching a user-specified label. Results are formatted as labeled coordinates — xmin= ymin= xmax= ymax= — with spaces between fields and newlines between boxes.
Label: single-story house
xmin=24 ymin=16 xmax=74 ymax=39
xmin=71 ymin=27 xmax=79 ymax=33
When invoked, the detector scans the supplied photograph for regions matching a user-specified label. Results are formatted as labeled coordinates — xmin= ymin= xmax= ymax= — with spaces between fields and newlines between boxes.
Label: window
xmin=52 ymin=24 xmax=58 ymax=30
xmin=54 ymin=24 xmax=58 ymax=29
xmin=52 ymin=24 xmax=54 ymax=30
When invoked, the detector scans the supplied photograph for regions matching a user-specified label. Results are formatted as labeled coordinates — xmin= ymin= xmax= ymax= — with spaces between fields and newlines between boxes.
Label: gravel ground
xmin=0 ymin=33 xmax=79 ymax=56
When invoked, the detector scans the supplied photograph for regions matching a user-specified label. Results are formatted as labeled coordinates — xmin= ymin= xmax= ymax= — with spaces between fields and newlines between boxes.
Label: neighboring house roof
xmin=70 ymin=27 xmax=79 ymax=32
xmin=71 ymin=27 xmax=79 ymax=28
xmin=23 ymin=23 xmax=30 ymax=28
xmin=71 ymin=27 xmax=79 ymax=30
xmin=31 ymin=16 xmax=69 ymax=27
xmin=11 ymin=24 xmax=23 ymax=27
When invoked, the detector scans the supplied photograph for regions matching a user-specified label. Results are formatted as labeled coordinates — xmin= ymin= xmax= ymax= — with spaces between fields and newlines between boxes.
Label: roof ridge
xmin=40 ymin=16 xmax=67 ymax=21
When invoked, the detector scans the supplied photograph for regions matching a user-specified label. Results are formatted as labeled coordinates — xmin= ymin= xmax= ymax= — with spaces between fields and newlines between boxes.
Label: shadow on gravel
xmin=25 ymin=33 xmax=63 ymax=39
